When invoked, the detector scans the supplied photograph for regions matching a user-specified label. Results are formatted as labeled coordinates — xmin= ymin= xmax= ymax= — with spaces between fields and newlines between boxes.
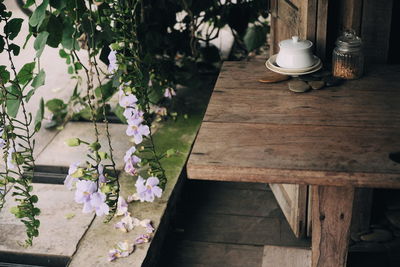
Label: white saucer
xmin=266 ymin=54 xmax=322 ymax=76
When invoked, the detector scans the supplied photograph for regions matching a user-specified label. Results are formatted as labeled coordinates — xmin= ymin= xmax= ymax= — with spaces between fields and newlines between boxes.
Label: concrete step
xmin=0 ymin=183 xmax=95 ymax=266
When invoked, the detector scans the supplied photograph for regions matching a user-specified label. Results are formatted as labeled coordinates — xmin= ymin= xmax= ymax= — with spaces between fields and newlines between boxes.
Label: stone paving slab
xmin=35 ymin=122 xmax=131 ymax=171
xmin=0 ymin=184 xmax=94 ymax=260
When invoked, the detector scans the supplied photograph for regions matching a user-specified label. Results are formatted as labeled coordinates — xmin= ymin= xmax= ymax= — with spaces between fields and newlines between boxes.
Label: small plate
xmin=266 ymin=54 xmax=322 ymax=76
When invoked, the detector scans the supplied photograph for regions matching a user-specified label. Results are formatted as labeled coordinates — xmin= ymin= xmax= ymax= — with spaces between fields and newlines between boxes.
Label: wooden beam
xmin=361 ymin=0 xmax=393 ymax=63
xmin=315 ymin=0 xmax=328 ymax=60
xmin=311 ymin=186 xmax=354 ymax=267
xmin=338 ymin=0 xmax=363 ymax=35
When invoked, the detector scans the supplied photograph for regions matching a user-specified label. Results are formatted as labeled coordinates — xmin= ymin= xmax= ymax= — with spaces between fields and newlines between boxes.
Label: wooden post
xmin=311 ymin=186 xmax=354 ymax=267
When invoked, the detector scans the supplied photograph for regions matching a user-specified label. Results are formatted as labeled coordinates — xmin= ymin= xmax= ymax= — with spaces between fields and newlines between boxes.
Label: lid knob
xmin=292 ymin=36 xmax=299 ymax=43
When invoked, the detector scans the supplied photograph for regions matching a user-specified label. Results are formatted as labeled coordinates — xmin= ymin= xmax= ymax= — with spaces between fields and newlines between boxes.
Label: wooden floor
xmin=157 ymin=180 xmax=309 ymax=267
xmin=157 ymin=179 xmax=400 ymax=267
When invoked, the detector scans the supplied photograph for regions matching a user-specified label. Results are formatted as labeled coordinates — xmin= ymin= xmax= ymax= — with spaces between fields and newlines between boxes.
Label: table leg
xmin=311 ymin=185 xmax=355 ymax=267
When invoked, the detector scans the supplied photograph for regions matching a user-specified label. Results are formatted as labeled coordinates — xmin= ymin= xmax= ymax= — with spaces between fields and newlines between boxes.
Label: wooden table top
xmin=187 ymin=61 xmax=400 ymax=188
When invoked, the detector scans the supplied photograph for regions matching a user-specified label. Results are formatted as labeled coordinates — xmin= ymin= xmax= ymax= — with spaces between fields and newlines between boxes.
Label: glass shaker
xmin=332 ymin=30 xmax=364 ymax=79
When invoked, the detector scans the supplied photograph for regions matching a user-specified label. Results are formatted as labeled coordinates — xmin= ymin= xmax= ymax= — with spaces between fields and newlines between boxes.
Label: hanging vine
xmin=0 ymin=0 xmax=45 ymax=246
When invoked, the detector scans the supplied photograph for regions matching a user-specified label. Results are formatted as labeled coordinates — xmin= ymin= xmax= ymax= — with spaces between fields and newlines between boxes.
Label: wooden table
xmin=187 ymin=61 xmax=400 ymax=267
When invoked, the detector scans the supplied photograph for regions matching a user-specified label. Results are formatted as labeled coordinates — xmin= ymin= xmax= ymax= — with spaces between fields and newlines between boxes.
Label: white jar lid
xmin=279 ymin=36 xmax=312 ymax=50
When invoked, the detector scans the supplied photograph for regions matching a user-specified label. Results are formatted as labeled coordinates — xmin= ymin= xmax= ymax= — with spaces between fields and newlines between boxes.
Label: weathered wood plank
xmin=361 ymin=0 xmax=393 ymax=63
xmin=311 ymin=186 xmax=354 ymax=267
xmin=187 ymin=180 xmax=270 ymax=191
xmin=315 ymin=0 xmax=329 ymax=60
xmin=168 ymin=240 xmax=263 ymax=267
xmin=204 ymin=86 xmax=400 ymax=128
xmin=270 ymin=184 xmax=307 ymax=238
xmin=350 ymin=188 xmax=373 ymax=233
xmin=187 ymin=183 xmax=280 ymax=217
xmin=188 ymin=121 xmax=400 ymax=188
xmin=183 ymin=213 xmax=310 ymax=247
xmin=262 ymin=245 xmax=311 ymax=267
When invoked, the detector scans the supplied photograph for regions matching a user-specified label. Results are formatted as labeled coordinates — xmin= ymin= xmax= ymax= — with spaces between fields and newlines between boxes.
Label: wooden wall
xmin=323 ymin=0 xmax=394 ymax=64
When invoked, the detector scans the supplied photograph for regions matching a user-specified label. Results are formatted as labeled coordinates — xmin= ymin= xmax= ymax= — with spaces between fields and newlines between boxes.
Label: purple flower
xmin=116 ymin=196 xmax=128 ymax=216
xmin=123 ymin=107 xmax=143 ymax=121
xmin=98 ymin=164 xmax=107 ymax=183
xmin=135 ymin=234 xmax=151 ymax=244
xmin=126 ymin=119 xmax=150 ymax=145
xmin=164 ymin=88 xmax=176 ymax=99
xmin=124 ymin=146 xmax=136 ymax=163
xmin=119 ymin=93 xmax=138 ymax=108
xmin=108 ymin=50 xmax=118 ymax=73
xmin=135 ymin=176 xmax=163 ymax=202
xmin=108 ymin=241 xmax=134 ymax=261
xmin=64 ymin=162 xmax=81 ymax=190
xmin=90 ymin=191 xmax=109 ymax=216
xmin=142 ymin=220 xmax=155 ymax=233
xmin=124 ymin=155 xmax=141 ymax=176
xmin=108 ymin=249 xmax=120 ymax=262
xmin=74 ymin=180 xmax=97 ymax=213
xmin=114 ymin=213 xmax=135 ymax=232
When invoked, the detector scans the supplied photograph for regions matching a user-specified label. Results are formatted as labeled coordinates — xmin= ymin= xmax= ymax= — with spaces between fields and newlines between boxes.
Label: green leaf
xmin=23 ymin=32 xmax=33 ymax=49
xmin=74 ymin=62 xmax=82 ymax=71
xmin=49 ymin=0 xmax=66 ymax=9
xmin=24 ymin=0 xmax=35 ymax=8
xmin=31 ymin=69 xmax=45 ymax=89
xmin=46 ymin=14 xmax=63 ymax=48
xmin=30 ymin=195 xmax=39 ymax=203
xmin=67 ymin=65 xmax=74 ymax=74
xmin=16 ymin=62 xmax=36 ymax=85
xmin=9 ymin=43 xmax=20 ymax=56
xmin=6 ymin=85 xmax=21 ymax=117
xmin=0 ymin=36 xmax=5 ymax=53
xmin=34 ymin=31 xmax=49 ymax=58
xmin=94 ymin=81 xmax=114 ymax=101
xmin=113 ymin=104 xmax=127 ymax=124
xmin=0 ymin=65 xmax=10 ymax=84
xmin=59 ymin=49 xmax=68 ymax=58
xmin=29 ymin=0 xmax=49 ymax=27
xmin=4 ymin=18 xmax=23 ymax=40
xmin=61 ymin=22 xmax=78 ymax=50
xmin=45 ymin=98 xmax=66 ymax=113
xmin=25 ymin=89 xmax=35 ymax=102
xmin=243 ymin=24 xmax=268 ymax=51
xmin=34 ymin=98 xmax=44 ymax=132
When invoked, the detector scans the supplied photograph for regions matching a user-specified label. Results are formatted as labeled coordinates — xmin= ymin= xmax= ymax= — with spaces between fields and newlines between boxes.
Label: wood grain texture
xmin=262 ymin=245 xmax=311 ymax=267
xmin=169 ymin=241 xmax=263 ymax=267
xmin=188 ymin=62 xmax=400 ymax=188
xmin=204 ymin=86 xmax=400 ymax=128
xmin=315 ymin=0 xmax=328 ymax=60
xmin=311 ymin=186 xmax=354 ymax=267
xmin=361 ymin=0 xmax=393 ymax=63
xmin=269 ymin=0 xmax=318 ymax=53
xmin=270 ymin=184 xmax=307 ymax=238
xmin=188 ymin=121 xmax=400 ymax=188
xmin=338 ymin=0 xmax=363 ymax=35
xmin=350 ymin=188 xmax=373 ymax=233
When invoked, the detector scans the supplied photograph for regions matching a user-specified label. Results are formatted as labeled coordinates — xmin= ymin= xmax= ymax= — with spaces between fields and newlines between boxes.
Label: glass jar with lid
xmin=332 ymin=30 xmax=364 ymax=79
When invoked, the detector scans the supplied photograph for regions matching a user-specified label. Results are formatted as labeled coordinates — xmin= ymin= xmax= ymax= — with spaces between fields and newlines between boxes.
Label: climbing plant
xmin=0 ymin=0 xmax=268 ymax=254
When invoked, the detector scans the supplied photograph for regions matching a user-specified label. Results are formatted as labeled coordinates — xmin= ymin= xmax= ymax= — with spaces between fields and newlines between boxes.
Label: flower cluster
xmin=107 ymin=196 xmax=154 ymax=262
xmin=64 ymin=162 xmax=109 ymax=216
xmin=133 ymin=176 xmax=162 ymax=203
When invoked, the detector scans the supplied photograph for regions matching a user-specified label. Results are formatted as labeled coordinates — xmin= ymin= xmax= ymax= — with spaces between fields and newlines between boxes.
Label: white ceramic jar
xmin=276 ymin=36 xmax=315 ymax=69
